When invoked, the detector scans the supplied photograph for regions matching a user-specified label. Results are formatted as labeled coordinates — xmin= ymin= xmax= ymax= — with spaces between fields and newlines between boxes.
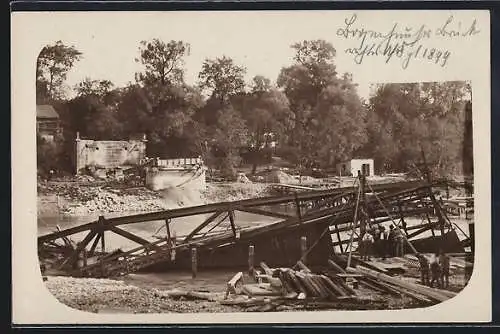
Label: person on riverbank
xmin=429 ymin=252 xmax=442 ymax=288
xmin=387 ymin=225 xmax=395 ymax=257
xmin=361 ymin=231 xmax=374 ymax=260
xmin=393 ymin=227 xmax=405 ymax=257
xmin=439 ymin=250 xmax=451 ymax=288
xmin=417 ymin=253 xmax=430 ymax=286
xmin=377 ymin=225 xmax=387 ymax=259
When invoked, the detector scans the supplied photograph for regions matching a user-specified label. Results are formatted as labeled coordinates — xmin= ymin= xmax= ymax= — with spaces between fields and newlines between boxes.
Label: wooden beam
xmin=237 ymin=207 xmax=293 ymax=219
xmin=183 ymin=211 xmax=223 ymax=243
xmin=228 ymin=210 xmax=237 ymax=238
xmin=88 ymin=233 xmax=101 ymax=256
xmin=59 ymin=229 xmax=98 ymax=270
xmin=108 ymin=226 xmax=160 ymax=250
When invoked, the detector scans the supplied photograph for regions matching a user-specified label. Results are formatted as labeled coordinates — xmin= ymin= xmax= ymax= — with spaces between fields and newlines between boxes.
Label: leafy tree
xmin=75 ymin=78 xmax=114 ymax=98
xmin=234 ymin=76 xmax=294 ymax=173
xmin=36 ymin=41 xmax=82 ymax=102
xmin=198 ymin=56 xmax=246 ymax=102
xmin=66 ymin=94 xmax=124 ymax=140
xmin=277 ymin=40 xmax=366 ymax=170
xmin=366 ymin=81 xmax=470 ymax=177
xmin=135 ymin=39 xmax=190 ymax=86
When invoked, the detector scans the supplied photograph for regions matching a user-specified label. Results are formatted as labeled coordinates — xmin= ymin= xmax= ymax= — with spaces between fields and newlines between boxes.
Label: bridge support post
xmin=191 ymin=247 xmax=198 ymax=279
xmin=300 ymin=236 xmax=307 ymax=264
xmin=248 ymin=245 xmax=255 ymax=275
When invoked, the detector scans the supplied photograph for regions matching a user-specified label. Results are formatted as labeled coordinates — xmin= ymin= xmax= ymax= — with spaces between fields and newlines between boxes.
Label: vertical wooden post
xmin=335 ymin=222 xmax=343 ymax=253
xmin=358 ymin=171 xmax=367 ymax=236
xmin=191 ymin=247 xmax=198 ymax=279
xmin=98 ymin=215 xmax=106 ymax=252
xmin=294 ymin=192 xmax=302 ymax=223
xmin=228 ymin=210 xmax=239 ymax=239
xmin=165 ymin=219 xmax=171 ymax=242
xmin=300 ymin=236 xmax=307 ymax=264
xmin=248 ymin=245 xmax=255 ymax=275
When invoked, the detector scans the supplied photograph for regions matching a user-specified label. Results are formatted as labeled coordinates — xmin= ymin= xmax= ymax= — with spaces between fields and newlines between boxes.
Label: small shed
xmin=36 ymin=105 xmax=61 ymax=140
xmin=336 ymin=158 xmax=375 ymax=177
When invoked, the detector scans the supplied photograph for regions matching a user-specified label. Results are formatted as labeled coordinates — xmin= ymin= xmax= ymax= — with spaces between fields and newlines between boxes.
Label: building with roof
xmin=36 ymin=105 xmax=61 ymax=141
xmin=336 ymin=158 xmax=375 ymax=177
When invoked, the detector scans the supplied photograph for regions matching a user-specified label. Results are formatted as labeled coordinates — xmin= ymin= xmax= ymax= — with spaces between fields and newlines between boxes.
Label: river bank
xmin=44 ymin=275 xmax=240 ymax=314
xmin=38 ymin=180 xmax=271 ymax=217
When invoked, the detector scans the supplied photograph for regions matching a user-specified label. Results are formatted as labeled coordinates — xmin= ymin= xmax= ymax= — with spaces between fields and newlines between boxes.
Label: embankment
xmin=37 ymin=181 xmax=272 ymax=217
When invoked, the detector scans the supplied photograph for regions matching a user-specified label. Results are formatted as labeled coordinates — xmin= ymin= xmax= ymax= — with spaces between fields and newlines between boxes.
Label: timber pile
xmin=219 ymin=260 xmax=384 ymax=311
xmin=219 ymin=257 xmax=459 ymax=311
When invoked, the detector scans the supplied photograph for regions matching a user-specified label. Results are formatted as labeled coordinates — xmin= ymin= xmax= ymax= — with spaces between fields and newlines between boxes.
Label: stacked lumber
xmin=347 ymin=265 xmax=457 ymax=305
xmin=221 ymin=261 xmax=359 ymax=312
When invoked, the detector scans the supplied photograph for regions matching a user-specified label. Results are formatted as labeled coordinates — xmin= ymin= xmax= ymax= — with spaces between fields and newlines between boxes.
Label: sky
xmin=43 ymin=12 xmax=376 ymax=100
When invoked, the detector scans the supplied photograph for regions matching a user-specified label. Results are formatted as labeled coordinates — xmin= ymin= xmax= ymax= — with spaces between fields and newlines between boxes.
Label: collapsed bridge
xmin=38 ymin=176 xmax=473 ymax=279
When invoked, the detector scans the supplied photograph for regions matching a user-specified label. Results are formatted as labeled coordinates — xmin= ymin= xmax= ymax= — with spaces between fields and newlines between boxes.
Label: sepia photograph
xmin=12 ymin=10 xmax=491 ymax=323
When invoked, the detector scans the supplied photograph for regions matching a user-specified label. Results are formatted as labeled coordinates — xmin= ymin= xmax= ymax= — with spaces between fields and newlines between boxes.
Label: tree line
xmin=36 ymin=39 xmax=473 ymax=179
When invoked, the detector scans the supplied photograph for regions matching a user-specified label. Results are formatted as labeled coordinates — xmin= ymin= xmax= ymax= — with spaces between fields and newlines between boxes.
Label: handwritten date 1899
xmin=344 ymin=39 xmax=450 ymax=69
xmin=337 ymin=14 xmax=479 ymax=69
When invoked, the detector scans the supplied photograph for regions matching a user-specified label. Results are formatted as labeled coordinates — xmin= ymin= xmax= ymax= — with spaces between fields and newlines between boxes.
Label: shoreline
xmin=37 ymin=181 xmax=271 ymax=218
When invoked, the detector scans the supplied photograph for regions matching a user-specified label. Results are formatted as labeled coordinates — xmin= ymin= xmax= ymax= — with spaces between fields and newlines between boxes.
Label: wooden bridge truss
xmin=38 ymin=177 xmax=471 ymax=279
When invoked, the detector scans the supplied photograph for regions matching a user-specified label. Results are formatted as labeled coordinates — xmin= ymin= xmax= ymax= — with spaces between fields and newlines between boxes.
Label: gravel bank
xmin=38 ymin=181 xmax=272 ymax=216
xmin=45 ymin=276 xmax=239 ymax=314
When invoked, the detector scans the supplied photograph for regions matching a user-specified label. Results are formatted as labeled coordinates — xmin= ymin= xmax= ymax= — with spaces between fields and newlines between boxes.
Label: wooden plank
xmin=350 ymin=266 xmax=455 ymax=302
xmin=319 ymin=275 xmax=347 ymax=297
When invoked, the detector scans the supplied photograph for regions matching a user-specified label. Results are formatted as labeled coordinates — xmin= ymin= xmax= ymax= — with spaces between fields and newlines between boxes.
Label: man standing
xmin=429 ymin=252 xmax=442 ymax=288
xmin=417 ymin=253 xmax=430 ymax=286
xmin=378 ymin=225 xmax=387 ymax=259
xmin=393 ymin=227 xmax=405 ymax=257
xmin=361 ymin=231 xmax=374 ymax=261
xmin=387 ymin=225 xmax=396 ymax=257
xmin=439 ymin=250 xmax=451 ymax=289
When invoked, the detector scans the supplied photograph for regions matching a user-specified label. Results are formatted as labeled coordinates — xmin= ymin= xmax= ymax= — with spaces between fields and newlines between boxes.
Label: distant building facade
xmin=74 ymin=133 xmax=148 ymax=174
xmin=336 ymin=158 xmax=375 ymax=177
xmin=36 ymin=105 xmax=61 ymax=141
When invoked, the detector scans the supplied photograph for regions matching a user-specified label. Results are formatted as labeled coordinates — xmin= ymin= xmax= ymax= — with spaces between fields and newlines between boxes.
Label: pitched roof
xmin=36 ymin=105 xmax=59 ymax=119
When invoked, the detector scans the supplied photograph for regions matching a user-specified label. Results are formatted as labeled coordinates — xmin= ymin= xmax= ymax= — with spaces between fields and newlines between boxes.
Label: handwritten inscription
xmin=337 ymin=14 xmax=480 ymax=69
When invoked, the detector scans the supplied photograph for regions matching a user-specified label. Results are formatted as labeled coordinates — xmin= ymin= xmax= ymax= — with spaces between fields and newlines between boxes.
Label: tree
xmin=198 ymin=56 xmax=246 ymax=102
xmin=277 ymin=40 xmax=365 ymax=170
xmin=366 ymin=81 xmax=470 ymax=177
xmin=234 ymin=76 xmax=294 ymax=174
xmin=116 ymin=83 xmax=205 ymax=158
xmin=66 ymin=94 xmax=124 ymax=140
xmin=75 ymin=78 xmax=114 ymax=98
xmin=36 ymin=41 xmax=82 ymax=102
xmin=135 ymin=39 xmax=190 ymax=86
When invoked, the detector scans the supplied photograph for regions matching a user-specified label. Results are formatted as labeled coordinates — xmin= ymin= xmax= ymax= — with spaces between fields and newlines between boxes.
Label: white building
xmin=336 ymin=158 xmax=375 ymax=177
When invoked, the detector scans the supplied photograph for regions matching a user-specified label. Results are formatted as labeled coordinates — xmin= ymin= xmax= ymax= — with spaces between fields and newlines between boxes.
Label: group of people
xmin=358 ymin=224 xmax=405 ymax=260
xmin=417 ymin=251 xmax=451 ymax=289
